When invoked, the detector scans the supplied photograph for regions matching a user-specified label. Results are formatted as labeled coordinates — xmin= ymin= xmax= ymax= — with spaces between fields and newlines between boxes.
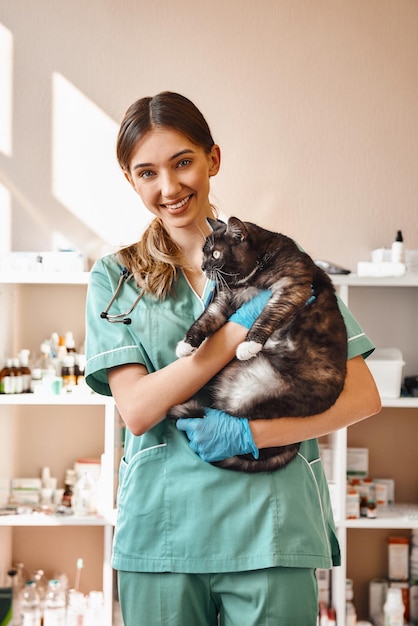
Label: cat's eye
xmin=213 ymin=250 xmax=221 ymax=260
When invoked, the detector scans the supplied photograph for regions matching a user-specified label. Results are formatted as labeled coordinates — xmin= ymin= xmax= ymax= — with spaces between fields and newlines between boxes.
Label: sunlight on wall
xmin=0 ymin=23 xmax=13 ymax=156
xmin=51 ymin=73 xmax=150 ymax=248
xmin=0 ymin=182 xmax=11 ymax=253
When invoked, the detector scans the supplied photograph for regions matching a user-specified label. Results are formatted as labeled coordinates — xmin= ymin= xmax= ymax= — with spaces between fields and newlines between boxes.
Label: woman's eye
xmin=213 ymin=250 xmax=221 ymax=260
xmin=177 ymin=159 xmax=191 ymax=168
xmin=139 ymin=170 xmax=155 ymax=179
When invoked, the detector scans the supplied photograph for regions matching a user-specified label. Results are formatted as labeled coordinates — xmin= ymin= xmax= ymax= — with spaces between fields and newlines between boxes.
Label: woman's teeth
xmin=166 ymin=195 xmax=190 ymax=210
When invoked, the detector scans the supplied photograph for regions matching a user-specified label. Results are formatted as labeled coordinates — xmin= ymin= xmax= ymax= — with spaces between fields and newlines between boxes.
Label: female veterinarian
xmin=85 ymin=91 xmax=381 ymax=625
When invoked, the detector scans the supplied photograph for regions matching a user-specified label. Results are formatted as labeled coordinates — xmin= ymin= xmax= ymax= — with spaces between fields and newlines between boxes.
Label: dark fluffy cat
xmin=169 ymin=217 xmax=347 ymax=472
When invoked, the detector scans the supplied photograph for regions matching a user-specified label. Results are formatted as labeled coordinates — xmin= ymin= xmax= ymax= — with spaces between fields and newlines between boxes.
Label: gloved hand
xmin=228 ymin=290 xmax=272 ymax=329
xmin=176 ymin=407 xmax=259 ymax=462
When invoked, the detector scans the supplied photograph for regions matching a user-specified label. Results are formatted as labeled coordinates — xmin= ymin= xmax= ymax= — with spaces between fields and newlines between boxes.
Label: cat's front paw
xmin=236 ymin=341 xmax=263 ymax=360
xmin=176 ymin=340 xmax=196 ymax=358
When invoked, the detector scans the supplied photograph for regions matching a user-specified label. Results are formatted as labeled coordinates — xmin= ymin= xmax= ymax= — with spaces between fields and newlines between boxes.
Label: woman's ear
xmin=208 ymin=144 xmax=221 ymax=177
xmin=124 ymin=170 xmax=133 ymax=185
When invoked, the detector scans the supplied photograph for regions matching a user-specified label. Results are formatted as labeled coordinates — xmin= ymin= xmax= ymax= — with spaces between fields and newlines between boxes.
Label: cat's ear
xmin=227 ymin=217 xmax=248 ymax=242
xmin=206 ymin=217 xmax=225 ymax=231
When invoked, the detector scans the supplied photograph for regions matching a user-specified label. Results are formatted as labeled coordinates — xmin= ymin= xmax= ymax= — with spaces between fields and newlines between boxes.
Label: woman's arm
xmin=108 ymin=322 xmax=248 ymax=436
xmin=250 ymin=354 xmax=382 ymax=448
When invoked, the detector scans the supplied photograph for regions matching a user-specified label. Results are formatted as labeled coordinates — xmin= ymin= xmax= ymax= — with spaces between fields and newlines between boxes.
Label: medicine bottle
xmin=7 ymin=568 xmax=22 ymax=626
xmin=391 ymin=230 xmax=404 ymax=264
xmin=62 ymin=469 xmax=76 ymax=508
xmin=0 ymin=359 xmax=13 ymax=394
xmin=346 ymin=578 xmax=357 ymax=626
xmin=61 ymin=355 xmax=76 ymax=390
xmin=19 ymin=349 xmax=32 ymax=393
xmin=43 ymin=579 xmax=66 ymax=626
xmin=384 ymin=587 xmax=404 ymax=626
xmin=19 ymin=580 xmax=41 ymax=626
xmin=37 ymin=342 xmax=56 ymax=379
xmin=65 ymin=331 xmax=77 ymax=353
xmin=11 ymin=358 xmax=24 ymax=394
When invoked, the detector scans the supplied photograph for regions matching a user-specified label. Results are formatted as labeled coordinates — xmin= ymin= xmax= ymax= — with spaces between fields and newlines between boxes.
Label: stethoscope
xmin=100 ymin=267 xmax=144 ymax=325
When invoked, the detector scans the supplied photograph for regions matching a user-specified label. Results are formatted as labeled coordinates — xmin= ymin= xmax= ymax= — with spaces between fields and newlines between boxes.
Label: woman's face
xmin=126 ymin=127 xmax=220 ymax=238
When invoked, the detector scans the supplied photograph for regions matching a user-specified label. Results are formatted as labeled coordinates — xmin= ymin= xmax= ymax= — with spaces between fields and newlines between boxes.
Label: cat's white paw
xmin=176 ymin=340 xmax=196 ymax=358
xmin=236 ymin=341 xmax=263 ymax=361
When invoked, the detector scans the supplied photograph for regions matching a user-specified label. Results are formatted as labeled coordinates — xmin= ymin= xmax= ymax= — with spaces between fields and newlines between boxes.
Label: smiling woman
xmin=84 ymin=91 xmax=380 ymax=626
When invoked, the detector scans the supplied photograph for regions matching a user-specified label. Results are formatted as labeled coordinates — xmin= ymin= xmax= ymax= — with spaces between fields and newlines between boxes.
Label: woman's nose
xmin=160 ymin=171 xmax=181 ymax=197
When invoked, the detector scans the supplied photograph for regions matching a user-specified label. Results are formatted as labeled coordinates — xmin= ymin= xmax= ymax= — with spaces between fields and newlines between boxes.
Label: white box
xmin=347 ymin=447 xmax=369 ymax=478
xmin=366 ymin=348 xmax=405 ymax=398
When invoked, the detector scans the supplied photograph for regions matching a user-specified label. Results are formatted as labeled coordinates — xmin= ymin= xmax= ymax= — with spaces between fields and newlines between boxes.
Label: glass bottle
xmin=62 ymin=469 xmax=76 ymax=508
xmin=19 ymin=580 xmax=41 ymax=626
xmin=43 ymin=579 xmax=66 ymax=626
xmin=0 ymin=358 xmax=13 ymax=394
xmin=61 ymin=355 xmax=76 ymax=391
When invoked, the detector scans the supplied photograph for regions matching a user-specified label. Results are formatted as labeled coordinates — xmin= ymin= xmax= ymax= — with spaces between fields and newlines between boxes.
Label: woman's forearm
xmin=108 ymin=322 xmax=248 ymax=435
xmin=250 ymin=355 xmax=382 ymax=449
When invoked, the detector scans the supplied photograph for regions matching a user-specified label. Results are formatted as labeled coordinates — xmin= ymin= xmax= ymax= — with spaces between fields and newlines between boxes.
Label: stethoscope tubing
xmin=100 ymin=267 xmax=144 ymax=324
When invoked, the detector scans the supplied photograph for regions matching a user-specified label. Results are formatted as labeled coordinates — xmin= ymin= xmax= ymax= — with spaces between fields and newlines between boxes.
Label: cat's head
xmin=202 ymin=217 xmax=260 ymax=286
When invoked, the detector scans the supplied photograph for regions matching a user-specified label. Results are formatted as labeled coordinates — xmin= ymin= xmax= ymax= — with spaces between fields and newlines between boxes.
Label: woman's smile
xmin=161 ymin=193 xmax=193 ymax=212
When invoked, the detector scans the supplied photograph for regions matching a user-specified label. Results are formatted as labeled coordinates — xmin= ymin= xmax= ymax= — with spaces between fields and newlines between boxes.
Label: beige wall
xmin=1 ymin=0 xmax=418 ymax=270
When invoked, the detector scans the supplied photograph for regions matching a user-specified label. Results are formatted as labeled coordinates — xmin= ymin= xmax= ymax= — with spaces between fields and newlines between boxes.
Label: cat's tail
xmin=166 ymin=399 xmax=205 ymax=420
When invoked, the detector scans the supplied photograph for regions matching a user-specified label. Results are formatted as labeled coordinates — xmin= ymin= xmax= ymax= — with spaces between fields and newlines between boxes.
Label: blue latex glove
xmin=228 ymin=290 xmax=272 ymax=329
xmin=176 ymin=407 xmax=259 ymax=462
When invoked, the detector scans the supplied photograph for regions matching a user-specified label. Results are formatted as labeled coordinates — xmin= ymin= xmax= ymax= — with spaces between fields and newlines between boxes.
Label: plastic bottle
xmin=66 ymin=590 xmax=86 ymax=626
xmin=11 ymin=357 xmax=23 ymax=394
xmin=73 ymin=471 xmax=95 ymax=516
xmin=18 ymin=349 xmax=32 ymax=393
xmin=384 ymin=587 xmax=404 ymax=626
xmin=65 ymin=331 xmax=77 ymax=353
xmin=43 ymin=579 xmax=66 ymax=626
xmin=346 ymin=578 xmax=357 ymax=626
xmin=19 ymin=580 xmax=41 ymax=626
xmin=391 ymin=230 xmax=404 ymax=264
xmin=36 ymin=342 xmax=56 ymax=380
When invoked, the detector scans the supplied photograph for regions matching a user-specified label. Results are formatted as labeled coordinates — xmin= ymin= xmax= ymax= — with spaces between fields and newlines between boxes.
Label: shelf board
xmin=339 ymin=505 xmax=418 ymax=529
xmin=0 ymin=393 xmax=114 ymax=406
xmin=0 ymin=271 xmax=90 ymax=285
xmin=381 ymin=396 xmax=418 ymax=408
xmin=332 ymin=273 xmax=418 ymax=288
xmin=0 ymin=513 xmax=110 ymax=527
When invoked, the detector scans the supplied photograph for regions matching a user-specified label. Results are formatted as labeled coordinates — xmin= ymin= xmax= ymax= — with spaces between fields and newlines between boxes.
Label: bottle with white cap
xmin=383 ymin=587 xmax=404 ymax=626
xmin=346 ymin=578 xmax=357 ymax=626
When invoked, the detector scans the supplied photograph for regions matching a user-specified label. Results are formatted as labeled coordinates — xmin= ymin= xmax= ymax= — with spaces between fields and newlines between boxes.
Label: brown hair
xmin=116 ymin=92 xmax=217 ymax=299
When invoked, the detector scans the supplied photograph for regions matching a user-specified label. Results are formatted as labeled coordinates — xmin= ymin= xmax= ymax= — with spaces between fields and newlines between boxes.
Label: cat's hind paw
xmin=236 ymin=341 xmax=263 ymax=360
xmin=176 ymin=340 xmax=196 ymax=358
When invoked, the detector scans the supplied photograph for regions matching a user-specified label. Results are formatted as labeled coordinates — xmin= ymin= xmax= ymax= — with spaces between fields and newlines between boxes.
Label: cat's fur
xmin=169 ymin=217 xmax=347 ymax=472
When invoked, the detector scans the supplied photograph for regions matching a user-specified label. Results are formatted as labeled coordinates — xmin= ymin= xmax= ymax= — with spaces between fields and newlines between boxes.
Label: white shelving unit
xmin=331 ymin=273 xmax=418 ymax=624
xmin=0 ymin=272 xmax=118 ymax=626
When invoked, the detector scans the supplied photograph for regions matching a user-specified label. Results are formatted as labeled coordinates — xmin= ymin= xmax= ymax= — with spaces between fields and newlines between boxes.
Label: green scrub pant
xmin=118 ymin=567 xmax=318 ymax=625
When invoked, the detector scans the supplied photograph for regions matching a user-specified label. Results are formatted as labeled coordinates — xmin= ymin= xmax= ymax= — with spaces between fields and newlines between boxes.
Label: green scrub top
xmin=85 ymin=254 xmax=374 ymax=574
